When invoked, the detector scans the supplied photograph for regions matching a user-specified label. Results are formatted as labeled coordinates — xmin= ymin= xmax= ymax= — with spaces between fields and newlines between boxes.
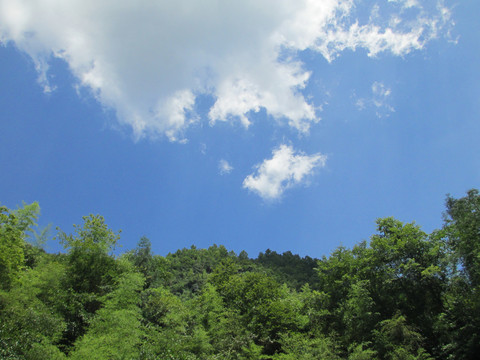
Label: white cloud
xmin=355 ymin=98 xmax=366 ymax=111
xmin=355 ymin=81 xmax=395 ymax=118
xmin=243 ymin=144 xmax=326 ymax=200
xmin=388 ymin=0 xmax=419 ymax=9
xmin=0 ymin=0 xmax=452 ymax=141
xmin=219 ymin=159 xmax=233 ymax=175
xmin=372 ymin=81 xmax=395 ymax=117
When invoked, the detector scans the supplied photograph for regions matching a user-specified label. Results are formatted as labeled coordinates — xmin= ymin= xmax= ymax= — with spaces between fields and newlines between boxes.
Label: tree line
xmin=1 ymin=189 xmax=479 ymax=359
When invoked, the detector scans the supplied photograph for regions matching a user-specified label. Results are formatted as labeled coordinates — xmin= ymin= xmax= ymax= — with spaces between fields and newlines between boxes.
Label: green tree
xmin=315 ymin=218 xmax=445 ymax=355
xmin=130 ymin=237 xmax=153 ymax=279
xmin=0 ymin=206 xmax=24 ymax=290
xmin=165 ymin=244 xmax=237 ymax=296
xmin=13 ymin=202 xmax=40 ymax=234
xmin=256 ymin=249 xmax=319 ymax=290
xmin=315 ymin=245 xmax=360 ymax=337
xmin=56 ymin=214 xmax=121 ymax=349
xmin=0 ymin=260 xmax=67 ymax=359
xmin=444 ymin=189 xmax=480 ymax=286
xmin=57 ymin=214 xmax=120 ymax=295
xmin=273 ymin=332 xmax=341 ymax=360
xmin=298 ymin=284 xmax=331 ymax=336
xmin=368 ymin=218 xmax=445 ymax=320
xmin=0 ymin=202 xmax=39 ymax=289
xmin=373 ymin=313 xmax=431 ymax=360
xmin=140 ymin=285 xmax=214 ymax=359
xmin=70 ymin=266 xmax=145 ymax=360
xmin=341 ymin=280 xmax=379 ymax=345
xmin=438 ymin=189 xmax=480 ymax=359
xmin=220 ymin=272 xmax=306 ymax=356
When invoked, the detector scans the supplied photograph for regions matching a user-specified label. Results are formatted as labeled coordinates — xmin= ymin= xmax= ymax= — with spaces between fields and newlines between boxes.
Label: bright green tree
xmin=0 ymin=202 xmax=39 ymax=289
xmin=140 ymin=285 xmax=215 ymax=359
xmin=70 ymin=266 xmax=144 ymax=360
xmin=273 ymin=332 xmax=341 ymax=360
xmin=0 ymin=260 xmax=67 ymax=359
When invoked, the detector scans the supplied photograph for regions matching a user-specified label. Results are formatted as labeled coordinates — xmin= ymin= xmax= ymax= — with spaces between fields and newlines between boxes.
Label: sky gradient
xmin=1 ymin=0 xmax=479 ymax=258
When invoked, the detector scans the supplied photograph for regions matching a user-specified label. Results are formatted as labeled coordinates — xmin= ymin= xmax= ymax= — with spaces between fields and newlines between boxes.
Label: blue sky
xmin=1 ymin=0 xmax=479 ymax=258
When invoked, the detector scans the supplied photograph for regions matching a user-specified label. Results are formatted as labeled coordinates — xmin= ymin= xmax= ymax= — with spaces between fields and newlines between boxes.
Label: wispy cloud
xmin=0 ymin=0 xmax=452 ymax=141
xmin=219 ymin=160 xmax=233 ymax=175
xmin=387 ymin=0 xmax=419 ymax=9
xmin=243 ymin=144 xmax=326 ymax=200
xmin=372 ymin=82 xmax=395 ymax=117
xmin=355 ymin=81 xmax=395 ymax=118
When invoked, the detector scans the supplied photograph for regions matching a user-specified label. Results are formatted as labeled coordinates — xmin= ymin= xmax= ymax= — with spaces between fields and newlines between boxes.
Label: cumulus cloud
xmin=0 ymin=0 xmax=452 ymax=140
xmin=219 ymin=159 xmax=233 ymax=175
xmin=243 ymin=144 xmax=326 ymax=200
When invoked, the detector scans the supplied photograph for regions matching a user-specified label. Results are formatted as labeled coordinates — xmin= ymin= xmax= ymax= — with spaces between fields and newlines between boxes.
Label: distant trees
xmin=1 ymin=190 xmax=480 ymax=359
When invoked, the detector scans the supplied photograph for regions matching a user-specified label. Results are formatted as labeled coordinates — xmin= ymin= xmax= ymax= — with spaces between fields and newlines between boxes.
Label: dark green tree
xmin=221 ymin=271 xmax=306 ymax=356
xmin=57 ymin=214 xmax=120 ymax=295
xmin=373 ymin=313 xmax=431 ymax=360
xmin=444 ymin=189 xmax=480 ymax=286
xmin=367 ymin=218 xmax=445 ymax=327
xmin=438 ymin=189 xmax=480 ymax=359
xmin=56 ymin=214 xmax=121 ymax=349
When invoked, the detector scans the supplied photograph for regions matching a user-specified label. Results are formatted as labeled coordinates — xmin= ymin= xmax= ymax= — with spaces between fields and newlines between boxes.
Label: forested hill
xmin=1 ymin=190 xmax=480 ymax=359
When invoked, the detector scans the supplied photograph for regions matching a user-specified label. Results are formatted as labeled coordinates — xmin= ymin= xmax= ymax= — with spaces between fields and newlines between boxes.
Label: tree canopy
xmin=1 ymin=190 xmax=479 ymax=359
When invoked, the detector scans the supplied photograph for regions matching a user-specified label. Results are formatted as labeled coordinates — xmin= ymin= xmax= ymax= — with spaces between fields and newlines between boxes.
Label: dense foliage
xmin=1 ymin=190 xmax=479 ymax=359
